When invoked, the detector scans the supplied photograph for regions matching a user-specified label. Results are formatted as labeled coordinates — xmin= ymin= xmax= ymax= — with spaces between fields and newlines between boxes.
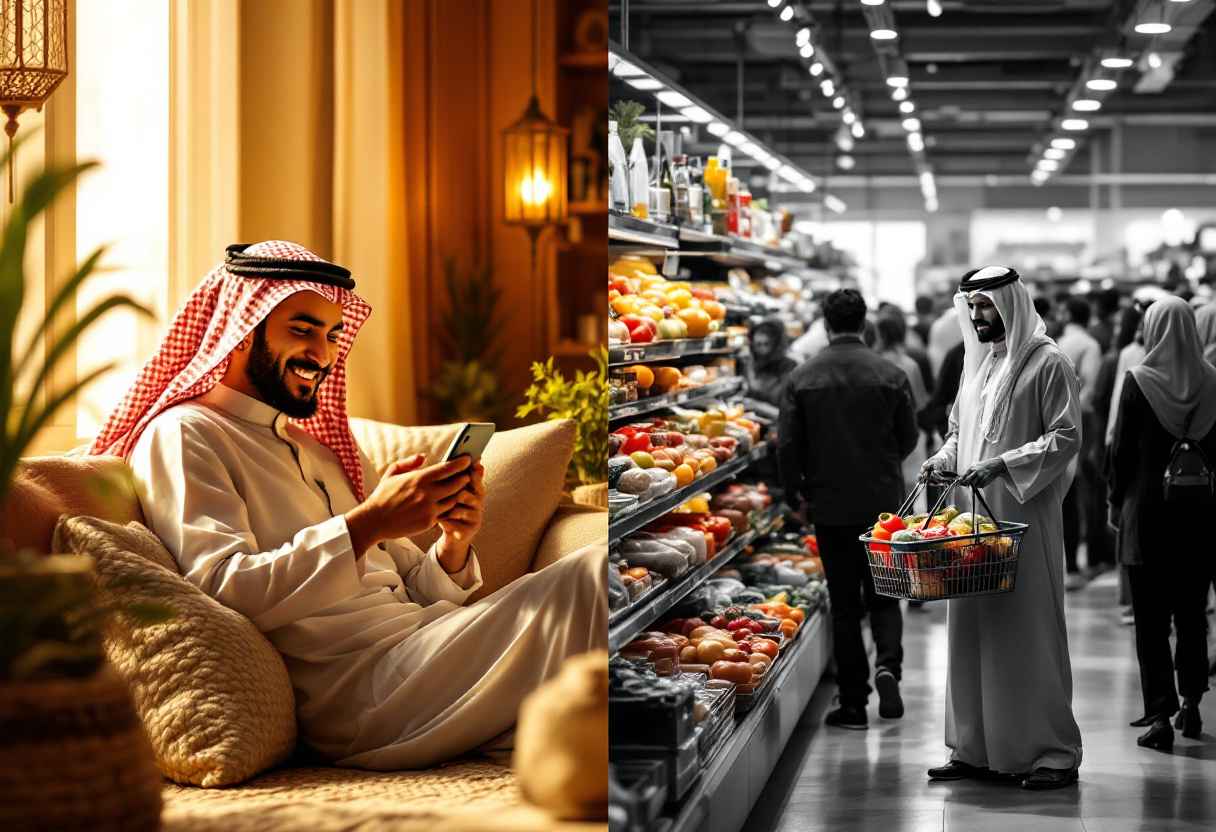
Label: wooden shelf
xmin=560 ymin=50 xmax=606 ymax=69
xmin=570 ymin=200 xmax=608 ymax=215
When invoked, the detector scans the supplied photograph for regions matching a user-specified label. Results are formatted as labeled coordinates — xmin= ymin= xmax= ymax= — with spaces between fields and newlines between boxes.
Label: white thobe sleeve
xmin=131 ymin=416 xmax=364 ymax=631
xmin=998 ymin=352 xmax=1082 ymax=505
xmin=380 ymin=538 xmax=483 ymax=605
xmin=930 ymin=395 xmax=961 ymax=472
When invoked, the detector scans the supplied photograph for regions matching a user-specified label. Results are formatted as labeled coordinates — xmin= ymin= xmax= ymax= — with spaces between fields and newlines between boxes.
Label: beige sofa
xmin=4 ymin=416 xmax=607 ymax=832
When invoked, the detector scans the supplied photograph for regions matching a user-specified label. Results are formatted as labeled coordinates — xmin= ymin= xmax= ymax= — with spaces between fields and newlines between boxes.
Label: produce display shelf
xmin=609 ymin=443 xmax=768 ymax=541
xmin=609 ymin=377 xmax=745 ymax=423
xmin=676 ymin=229 xmax=807 ymax=272
xmin=608 ymin=333 xmax=746 ymax=367
xmin=608 ymin=505 xmax=784 ymax=654
xmin=662 ymin=612 xmax=832 ymax=832
xmin=610 ymin=212 xmax=680 ymax=249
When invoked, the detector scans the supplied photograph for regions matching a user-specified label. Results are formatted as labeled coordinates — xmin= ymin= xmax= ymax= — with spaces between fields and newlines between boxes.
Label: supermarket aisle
xmin=743 ymin=573 xmax=1216 ymax=832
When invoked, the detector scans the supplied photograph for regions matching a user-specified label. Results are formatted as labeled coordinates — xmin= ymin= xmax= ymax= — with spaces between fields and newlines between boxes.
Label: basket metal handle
xmin=920 ymin=474 xmax=1004 ymax=544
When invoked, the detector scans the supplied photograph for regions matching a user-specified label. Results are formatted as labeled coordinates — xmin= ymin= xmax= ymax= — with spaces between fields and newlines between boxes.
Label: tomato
xmin=709 ymin=660 xmax=754 ymax=685
xmin=779 ymin=619 xmax=798 ymax=638
xmin=622 ymin=433 xmax=652 ymax=455
xmin=620 ymin=315 xmax=657 ymax=343
xmin=709 ymin=615 xmax=728 ymax=629
xmin=726 ymin=618 xmax=754 ymax=633
xmin=703 ymin=516 xmax=733 ymax=545
xmin=749 ymin=639 xmax=778 ymax=659
xmin=733 ymin=626 xmax=754 ymax=640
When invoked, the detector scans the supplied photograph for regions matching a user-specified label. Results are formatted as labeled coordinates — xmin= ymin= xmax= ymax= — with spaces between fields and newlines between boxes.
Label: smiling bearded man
xmin=921 ymin=265 xmax=1084 ymax=790
xmin=90 ymin=240 xmax=606 ymax=770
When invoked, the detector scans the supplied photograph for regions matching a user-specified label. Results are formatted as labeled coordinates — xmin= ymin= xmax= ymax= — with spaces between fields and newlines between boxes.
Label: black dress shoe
xmin=824 ymin=704 xmax=868 ymax=730
xmin=1129 ymin=713 xmax=1158 ymax=727
xmin=927 ymin=760 xmax=992 ymax=781
xmin=1175 ymin=702 xmax=1202 ymax=739
xmin=1021 ymin=767 xmax=1079 ymax=790
xmin=1137 ymin=718 xmax=1174 ymax=752
xmin=875 ymin=669 xmax=904 ymax=719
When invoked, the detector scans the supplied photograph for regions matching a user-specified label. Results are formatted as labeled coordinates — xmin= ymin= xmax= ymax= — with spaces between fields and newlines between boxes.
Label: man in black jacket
xmin=778 ymin=289 xmax=919 ymax=729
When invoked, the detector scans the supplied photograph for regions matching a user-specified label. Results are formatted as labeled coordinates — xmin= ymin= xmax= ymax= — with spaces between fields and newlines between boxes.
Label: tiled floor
xmin=742 ymin=572 xmax=1216 ymax=832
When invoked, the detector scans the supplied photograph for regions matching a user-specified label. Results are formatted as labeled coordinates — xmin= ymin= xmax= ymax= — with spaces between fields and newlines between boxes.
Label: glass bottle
xmin=608 ymin=120 xmax=630 ymax=213
xmin=671 ymin=153 xmax=690 ymax=224
xmin=629 ymin=136 xmax=650 ymax=219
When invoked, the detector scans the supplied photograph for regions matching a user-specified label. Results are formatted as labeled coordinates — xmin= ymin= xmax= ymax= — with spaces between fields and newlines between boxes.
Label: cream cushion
xmin=349 ymin=418 xmax=576 ymax=601
xmin=52 ymin=515 xmax=297 ymax=787
xmin=531 ymin=505 xmax=606 ymax=573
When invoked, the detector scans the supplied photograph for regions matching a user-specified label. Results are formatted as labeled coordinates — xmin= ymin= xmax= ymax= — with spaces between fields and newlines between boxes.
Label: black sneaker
xmin=875 ymin=669 xmax=904 ymax=719
xmin=824 ymin=704 xmax=868 ymax=730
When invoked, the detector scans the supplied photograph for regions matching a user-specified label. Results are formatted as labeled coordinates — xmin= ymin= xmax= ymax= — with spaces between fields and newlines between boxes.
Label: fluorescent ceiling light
xmin=1085 ymin=78 xmax=1117 ymax=92
xmin=796 ymin=27 xmax=811 ymax=45
xmin=625 ymin=78 xmax=664 ymax=91
xmin=740 ymin=142 xmax=762 ymax=157
xmin=800 ymin=43 xmax=815 ymax=58
xmin=657 ymin=90 xmax=692 ymax=108
xmin=919 ymin=171 xmax=934 ymax=189
xmin=902 ymin=117 xmax=922 ymax=132
xmin=707 ymin=121 xmax=730 ymax=137
xmin=907 ymin=132 xmax=924 ymax=152
xmin=723 ymin=131 xmax=747 ymax=146
xmin=842 ymin=110 xmax=856 ymax=125
xmin=861 ymin=0 xmax=886 ymax=4
xmin=1147 ymin=51 xmax=1164 ymax=69
xmin=1031 ymin=171 xmax=1048 ymax=185
xmin=825 ymin=195 xmax=847 ymax=214
xmin=837 ymin=155 xmax=855 ymax=170
xmin=899 ymin=101 xmax=915 ymax=114
xmin=836 ymin=132 xmax=855 ymax=152
xmin=780 ymin=5 xmax=794 ymax=21
xmin=927 ymin=0 xmax=943 ymax=16
xmin=764 ymin=157 xmax=783 ymax=171
xmin=1134 ymin=22 xmax=1172 ymax=34
xmin=681 ymin=106 xmax=713 ymax=123
xmin=613 ymin=60 xmax=643 ymax=78
xmin=820 ymin=80 xmax=835 ymax=96
xmin=809 ymin=62 xmax=824 ymax=76
xmin=1038 ymin=159 xmax=1060 ymax=171
xmin=851 ymin=121 xmax=866 ymax=139
xmin=870 ymin=29 xmax=898 ymax=40
xmin=832 ymin=96 xmax=846 ymax=109
xmin=1061 ymin=118 xmax=1089 ymax=131
xmin=777 ymin=165 xmax=801 ymax=182
xmin=1051 ymin=137 xmax=1076 ymax=149
xmin=767 ymin=0 xmax=782 ymax=7
xmin=891 ymin=87 xmax=909 ymax=101
xmin=1044 ymin=148 xmax=1067 ymax=160
xmin=886 ymin=75 xmax=909 ymax=88
xmin=1101 ymin=56 xmax=1134 ymax=69
xmin=1072 ymin=99 xmax=1102 ymax=112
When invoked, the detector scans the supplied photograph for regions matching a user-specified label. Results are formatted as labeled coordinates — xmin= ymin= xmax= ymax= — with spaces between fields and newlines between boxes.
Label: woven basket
xmin=0 ymin=664 xmax=163 ymax=831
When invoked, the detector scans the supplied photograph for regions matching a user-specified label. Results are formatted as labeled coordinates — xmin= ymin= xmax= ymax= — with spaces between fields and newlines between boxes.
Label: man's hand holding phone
xmin=436 ymin=460 xmax=486 ymax=572
xmin=345 ymin=455 xmax=474 ymax=559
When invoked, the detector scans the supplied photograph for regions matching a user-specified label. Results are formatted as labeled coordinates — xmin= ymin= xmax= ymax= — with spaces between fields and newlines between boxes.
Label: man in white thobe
xmin=923 ymin=265 xmax=1083 ymax=790
xmin=92 ymin=241 xmax=606 ymax=770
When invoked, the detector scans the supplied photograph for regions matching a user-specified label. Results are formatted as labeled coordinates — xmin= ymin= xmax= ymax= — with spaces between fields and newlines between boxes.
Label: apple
xmin=657 ymin=318 xmax=687 ymax=341
xmin=621 ymin=315 xmax=657 ymax=344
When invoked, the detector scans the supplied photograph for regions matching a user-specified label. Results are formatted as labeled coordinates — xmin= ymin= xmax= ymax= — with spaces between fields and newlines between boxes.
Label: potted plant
xmin=0 ymin=143 xmax=167 ymax=831
xmin=516 ymin=347 xmax=609 ymax=507
xmin=426 ymin=255 xmax=510 ymax=423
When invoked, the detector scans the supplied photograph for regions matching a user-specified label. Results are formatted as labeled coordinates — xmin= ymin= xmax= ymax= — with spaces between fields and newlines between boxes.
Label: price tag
xmin=622 ymin=347 xmax=645 ymax=363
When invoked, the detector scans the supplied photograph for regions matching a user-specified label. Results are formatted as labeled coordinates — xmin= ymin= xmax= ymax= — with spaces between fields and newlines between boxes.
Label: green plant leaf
xmin=14 ymin=295 xmax=154 ymax=442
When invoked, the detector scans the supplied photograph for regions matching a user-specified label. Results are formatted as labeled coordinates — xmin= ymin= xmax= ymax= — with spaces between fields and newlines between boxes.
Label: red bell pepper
xmin=870 ymin=524 xmax=892 ymax=554
xmin=877 ymin=513 xmax=906 ymax=534
xmin=622 ymin=433 xmax=652 ymax=454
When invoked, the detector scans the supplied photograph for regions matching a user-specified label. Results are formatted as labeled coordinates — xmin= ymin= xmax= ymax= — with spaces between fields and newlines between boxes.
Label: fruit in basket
xmin=890 ymin=529 xmax=923 ymax=543
xmin=869 ymin=524 xmax=892 ymax=554
xmin=877 ymin=513 xmax=906 ymax=534
xmin=903 ymin=513 xmax=929 ymax=528
xmin=947 ymin=519 xmax=974 ymax=537
xmin=677 ymin=307 xmax=712 ymax=338
xmin=921 ymin=526 xmax=949 ymax=540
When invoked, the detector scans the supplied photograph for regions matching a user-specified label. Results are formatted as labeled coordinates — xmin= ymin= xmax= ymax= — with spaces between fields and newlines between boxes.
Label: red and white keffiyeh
xmin=90 ymin=240 xmax=374 ymax=499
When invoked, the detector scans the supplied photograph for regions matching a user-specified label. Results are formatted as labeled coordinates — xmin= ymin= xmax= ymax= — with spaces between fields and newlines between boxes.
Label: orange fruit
xmin=677 ymin=307 xmax=712 ymax=338
xmin=779 ymin=619 xmax=798 ymax=637
xmin=611 ymin=295 xmax=639 ymax=316
xmin=701 ymin=300 xmax=726 ymax=321
xmin=665 ymin=288 xmax=693 ymax=309
xmin=653 ymin=366 xmax=682 ymax=391
xmin=627 ymin=364 xmax=655 ymax=389
xmin=698 ymin=456 xmax=717 ymax=475
xmin=673 ymin=463 xmax=695 ymax=488
xmin=788 ymin=608 xmax=806 ymax=625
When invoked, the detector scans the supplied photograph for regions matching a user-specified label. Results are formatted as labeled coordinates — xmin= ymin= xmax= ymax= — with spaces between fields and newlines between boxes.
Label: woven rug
xmin=161 ymin=761 xmax=604 ymax=832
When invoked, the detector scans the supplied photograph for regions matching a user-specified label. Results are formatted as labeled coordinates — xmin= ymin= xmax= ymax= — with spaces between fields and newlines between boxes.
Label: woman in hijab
xmin=747 ymin=318 xmax=799 ymax=411
xmin=1107 ymin=296 xmax=1216 ymax=752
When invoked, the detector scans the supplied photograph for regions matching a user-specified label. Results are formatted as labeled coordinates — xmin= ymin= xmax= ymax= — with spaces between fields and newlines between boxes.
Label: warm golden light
xmin=518 ymin=171 xmax=553 ymax=206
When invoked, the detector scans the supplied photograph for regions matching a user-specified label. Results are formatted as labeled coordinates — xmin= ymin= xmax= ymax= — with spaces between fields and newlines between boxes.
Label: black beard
xmin=246 ymin=326 xmax=328 ymax=418
xmin=974 ymin=317 xmax=1006 ymax=343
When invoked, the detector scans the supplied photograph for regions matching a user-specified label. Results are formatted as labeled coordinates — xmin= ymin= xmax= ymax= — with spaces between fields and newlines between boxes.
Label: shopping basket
xmin=858 ymin=473 xmax=1028 ymax=601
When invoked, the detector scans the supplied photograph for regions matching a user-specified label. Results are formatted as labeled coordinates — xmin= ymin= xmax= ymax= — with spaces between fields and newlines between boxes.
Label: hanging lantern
xmin=0 ymin=0 xmax=70 ymax=201
xmin=502 ymin=95 xmax=568 ymax=233
xmin=502 ymin=0 xmax=568 ymax=274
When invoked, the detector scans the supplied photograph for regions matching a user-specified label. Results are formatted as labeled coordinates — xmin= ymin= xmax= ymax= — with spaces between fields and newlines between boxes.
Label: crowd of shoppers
xmin=767 ymin=270 xmax=1216 ymax=784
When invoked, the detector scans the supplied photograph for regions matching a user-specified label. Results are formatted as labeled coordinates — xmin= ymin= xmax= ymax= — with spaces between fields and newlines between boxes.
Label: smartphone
xmin=441 ymin=422 xmax=496 ymax=465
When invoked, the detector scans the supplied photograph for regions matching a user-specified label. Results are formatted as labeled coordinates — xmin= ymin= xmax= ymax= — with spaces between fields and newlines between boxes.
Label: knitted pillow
xmin=52 ymin=515 xmax=297 ymax=787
